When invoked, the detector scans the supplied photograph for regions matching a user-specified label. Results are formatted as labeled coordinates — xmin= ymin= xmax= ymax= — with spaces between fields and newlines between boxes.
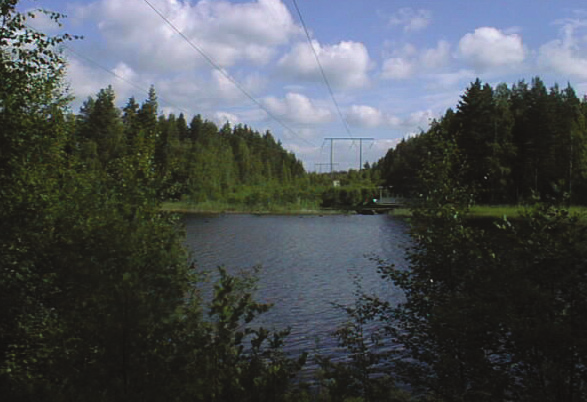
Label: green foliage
xmin=366 ymin=131 xmax=587 ymax=401
xmin=316 ymin=169 xmax=380 ymax=209
xmin=491 ymin=203 xmax=587 ymax=401
xmin=320 ymin=185 xmax=376 ymax=209
xmin=316 ymin=281 xmax=410 ymax=402
xmin=374 ymin=77 xmax=587 ymax=205
xmin=75 ymin=86 xmax=125 ymax=168
xmin=177 ymin=267 xmax=307 ymax=402
xmin=0 ymin=0 xmax=78 ymax=394
xmin=1 ymin=3 xmax=306 ymax=400
xmin=322 ymin=123 xmax=587 ymax=401
xmin=155 ymin=117 xmax=306 ymax=204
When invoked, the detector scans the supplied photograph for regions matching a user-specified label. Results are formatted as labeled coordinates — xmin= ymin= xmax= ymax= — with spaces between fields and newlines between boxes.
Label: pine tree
xmin=455 ymin=78 xmax=496 ymax=201
xmin=76 ymin=85 xmax=125 ymax=168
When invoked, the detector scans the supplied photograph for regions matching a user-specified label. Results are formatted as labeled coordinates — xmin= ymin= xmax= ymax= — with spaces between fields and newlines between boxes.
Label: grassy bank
xmin=469 ymin=205 xmax=523 ymax=219
xmin=470 ymin=204 xmax=587 ymax=219
xmin=163 ymin=201 xmax=587 ymax=219
xmin=161 ymin=201 xmax=349 ymax=215
xmin=387 ymin=208 xmax=411 ymax=218
xmin=389 ymin=204 xmax=587 ymax=220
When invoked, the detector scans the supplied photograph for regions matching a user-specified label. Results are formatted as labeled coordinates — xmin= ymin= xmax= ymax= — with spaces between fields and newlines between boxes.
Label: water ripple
xmin=183 ymin=213 xmax=410 ymax=361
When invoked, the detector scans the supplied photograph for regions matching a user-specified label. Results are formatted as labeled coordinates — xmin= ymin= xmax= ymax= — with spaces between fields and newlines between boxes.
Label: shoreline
xmin=161 ymin=202 xmax=354 ymax=216
xmin=162 ymin=203 xmax=586 ymax=219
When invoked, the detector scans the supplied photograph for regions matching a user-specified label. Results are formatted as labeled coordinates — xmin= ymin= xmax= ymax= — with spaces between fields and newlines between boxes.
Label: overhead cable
xmin=63 ymin=45 xmax=312 ymax=166
xmin=142 ymin=0 xmax=317 ymax=148
xmin=291 ymin=0 xmax=353 ymax=138
xmin=63 ymin=44 xmax=191 ymax=116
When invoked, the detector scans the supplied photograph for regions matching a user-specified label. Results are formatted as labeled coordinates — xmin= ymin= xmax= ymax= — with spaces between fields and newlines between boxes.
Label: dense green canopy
xmin=374 ymin=78 xmax=587 ymax=204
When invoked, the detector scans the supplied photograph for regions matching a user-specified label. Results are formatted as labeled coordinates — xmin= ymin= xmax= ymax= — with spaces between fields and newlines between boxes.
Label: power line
xmin=291 ymin=0 xmax=353 ymax=138
xmin=27 ymin=25 xmax=315 ymax=168
xmin=142 ymin=0 xmax=317 ymax=148
xmin=324 ymin=137 xmax=374 ymax=172
xmin=27 ymin=21 xmax=191 ymax=115
xmin=63 ymin=44 xmax=191 ymax=116
xmin=63 ymin=43 xmax=306 ymax=159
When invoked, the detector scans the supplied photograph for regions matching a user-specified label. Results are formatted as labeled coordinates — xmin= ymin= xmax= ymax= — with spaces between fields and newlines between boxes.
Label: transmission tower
xmin=324 ymin=137 xmax=374 ymax=173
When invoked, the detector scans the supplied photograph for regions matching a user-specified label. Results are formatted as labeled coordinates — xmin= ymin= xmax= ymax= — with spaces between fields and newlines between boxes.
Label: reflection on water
xmin=183 ymin=213 xmax=410 ymax=364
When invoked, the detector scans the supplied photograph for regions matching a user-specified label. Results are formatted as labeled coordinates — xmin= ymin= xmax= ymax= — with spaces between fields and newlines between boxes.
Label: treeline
xmin=375 ymin=78 xmax=587 ymax=204
xmin=71 ymin=85 xmax=308 ymax=206
xmin=72 ymin=85 xmax=383 ymax=210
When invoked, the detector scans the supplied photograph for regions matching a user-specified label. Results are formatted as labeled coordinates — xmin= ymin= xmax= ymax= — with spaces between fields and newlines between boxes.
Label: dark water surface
xmin=183 ymin=213 xmax=411 ymax=362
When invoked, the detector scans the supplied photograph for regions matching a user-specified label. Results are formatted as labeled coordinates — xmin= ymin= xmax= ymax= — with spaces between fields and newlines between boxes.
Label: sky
xmin=21 ymin=0 xmax=587 ymax=171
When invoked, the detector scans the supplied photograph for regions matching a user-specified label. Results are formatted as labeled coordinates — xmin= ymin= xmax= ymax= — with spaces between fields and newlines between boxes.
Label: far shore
xmin=161 ymin=201 xmax=353 ymax=216
xmin=161 ymin=202 xmax=587 ymax=220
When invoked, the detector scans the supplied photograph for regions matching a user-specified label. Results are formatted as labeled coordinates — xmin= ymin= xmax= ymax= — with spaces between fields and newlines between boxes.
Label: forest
xmin=74 ymin=84 xmax=379 ymax=212
xmin=374 ymin=77 xmax=587 ymax=205
xmin=2 ymin=1 xmax=587 ymax=401
xmin=75 ymin=85 xmax=307 ymax=205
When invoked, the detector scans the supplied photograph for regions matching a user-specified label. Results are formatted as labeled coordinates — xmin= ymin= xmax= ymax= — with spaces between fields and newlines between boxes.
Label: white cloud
xmin=278 ymin=40 xmax=371 ymax=89
xmin=388 ymin=8 xmax=432 ymax=33
xmin=213 ymin=111 xmax=239 ymax=126
xmin=263 ymin=92 xmax=333 ymax=124
xmin=65 ymin=55 xmax=267 ymax=117
xmin=421 ymin=40 xmax=451 ymax=69
xmin=425 ymin=69 xmax=476 ymax=90
xmin=346 ymin=105 xmax=384 ymax=127
xmin=66 ymin=58 xmax=104 ymax=102
xmin=346 ymin=105 xmax=434 ymax=131
xmin=236 ymin=108 xmax=269 ymax=124
xmin=459 ymin=27 xmax=525 ymax=71
xmin=74 ymin=0 xmax=300 ymax=73
xmin=402 ymin=110 xmax=434 ymax=130
xmin=381 ymin=41 xmax=451 ymax=80
xmin=538 ymin=17 xmax=587 ymax=79
xmin=538 ymin=42 xmax=587 ymax=79
xmin=212 ymin=70 xmax=248 ymax=102
xmin=373 ymin=138 xmax=402 ymax=155
xmin=112 ymin=62 xmax=136 ymax=81
xmin=66 ymin=58 xmax=135 ymax=105
xmin=381 ymin=57 xmax=414 ymax=79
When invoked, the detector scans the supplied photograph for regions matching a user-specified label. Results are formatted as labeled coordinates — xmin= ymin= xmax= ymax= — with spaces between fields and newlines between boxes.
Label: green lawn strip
xmin=388 ymin=205 xmax=587 ymax=220
xmin=161 ymin=201 xmax=347 ymax=215
xmin=163 ymin=202 xmax=587 ymax=219
xmin=468 ymin=205 xmax=522 ymax=219
xmin=469 ymin=205 xmax=587 ymax=219
xmin=388 ymin=208 xmax=412 ymax=218
xmin=470 ymin=205 xmax=587 ymax=220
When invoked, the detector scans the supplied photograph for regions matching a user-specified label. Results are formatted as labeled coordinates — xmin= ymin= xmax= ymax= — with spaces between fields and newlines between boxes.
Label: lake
xmin=183 ymin=213 xmax=411 ymax=366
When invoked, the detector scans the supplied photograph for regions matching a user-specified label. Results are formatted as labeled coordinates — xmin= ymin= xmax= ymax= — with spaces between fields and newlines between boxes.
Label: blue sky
xmin=23 ymin=0 xmax=587 ymax=171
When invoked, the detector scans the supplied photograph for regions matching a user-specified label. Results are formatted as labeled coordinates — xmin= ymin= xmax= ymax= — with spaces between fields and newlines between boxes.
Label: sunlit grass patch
xmin=469 ymin=205 xmax=522 ymax=219
xmin=469 ymin=204 xmax=587 ymax=220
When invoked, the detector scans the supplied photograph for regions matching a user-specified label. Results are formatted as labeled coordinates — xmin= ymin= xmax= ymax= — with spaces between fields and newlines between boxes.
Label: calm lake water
xmin=183 ymin=213 xmax=411 ymax=364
